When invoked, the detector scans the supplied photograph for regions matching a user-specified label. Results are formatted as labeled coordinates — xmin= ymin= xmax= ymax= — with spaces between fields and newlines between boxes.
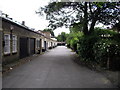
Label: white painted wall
xmin=42 ymin=39 xmax=44 ymax=48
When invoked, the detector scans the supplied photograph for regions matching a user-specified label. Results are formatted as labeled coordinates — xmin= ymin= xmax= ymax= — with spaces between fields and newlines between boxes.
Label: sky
xmin=0 ymin=0 xmax=70 ymax=36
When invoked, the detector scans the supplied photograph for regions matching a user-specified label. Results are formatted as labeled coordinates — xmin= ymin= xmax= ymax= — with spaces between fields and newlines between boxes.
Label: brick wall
xmin=2 ymin=18 xmax=42 ymax=64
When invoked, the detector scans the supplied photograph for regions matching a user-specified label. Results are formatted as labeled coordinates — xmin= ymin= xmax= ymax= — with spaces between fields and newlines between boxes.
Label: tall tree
xmin=37 ymin=2 xmax=120 ymax=35
xmin=57 ymin=32 xmax=68 ymax=42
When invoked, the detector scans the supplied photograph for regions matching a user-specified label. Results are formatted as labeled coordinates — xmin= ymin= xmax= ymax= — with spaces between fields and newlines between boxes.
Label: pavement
xmin=3 ymin=46 xmax=116 ymax=88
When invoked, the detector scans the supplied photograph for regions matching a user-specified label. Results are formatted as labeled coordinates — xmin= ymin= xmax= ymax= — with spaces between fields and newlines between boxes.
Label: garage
xmin=30 ymin=38 xmax=35 ymax=55
xmin=19 ymin=37 xmax=28 ymax=59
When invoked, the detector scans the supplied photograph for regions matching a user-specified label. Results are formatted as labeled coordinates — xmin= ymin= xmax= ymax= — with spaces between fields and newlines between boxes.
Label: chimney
xmin=5 ymin=14 xmax=8 ymax=18
xmin=22 ymin=21 xmax=25 ymax=25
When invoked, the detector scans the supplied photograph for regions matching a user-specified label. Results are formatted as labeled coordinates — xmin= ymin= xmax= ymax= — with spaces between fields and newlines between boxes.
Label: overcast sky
xmin=0 ymin=0 xmax=70 ymax=36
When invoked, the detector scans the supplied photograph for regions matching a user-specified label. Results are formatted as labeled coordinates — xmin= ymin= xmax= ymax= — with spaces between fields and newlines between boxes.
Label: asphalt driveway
xmin=3 ymin=46 xmax=115 ymax=88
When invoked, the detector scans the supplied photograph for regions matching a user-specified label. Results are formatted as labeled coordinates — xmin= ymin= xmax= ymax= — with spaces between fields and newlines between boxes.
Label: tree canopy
xmin=56 ymin=32 xmax=68 ymax=42
xmin=112 ymin=22 xmax=120 ymax=32
xmin=37 ymin=2 xmax=120 ymax=35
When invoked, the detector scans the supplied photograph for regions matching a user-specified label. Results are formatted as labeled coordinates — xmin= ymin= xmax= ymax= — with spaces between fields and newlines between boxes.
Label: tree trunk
xmin=83 ymin=2 xmax=88 ymax=35
xmin=89 ymin=19 xmax=97 ymax=34
xmin=89 ymin=7 xmax=101 ymax=34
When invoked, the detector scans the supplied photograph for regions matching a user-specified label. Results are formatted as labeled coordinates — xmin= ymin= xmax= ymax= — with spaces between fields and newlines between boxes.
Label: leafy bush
xmin=66 ymin=32 xmax=83 ymax=52
xmin=70 ymin=37 xmax=78 ymax=51
xmin=67 ymin=27 xmax=120 ymax=70
xmin=93 ymin=39 xmax=120 ymax=70
xmin=77 ymin=28 xmax=120 ymax=70
xmin=94 ymin=28 xmax=117 ymax=36
xmin=78 ymin=33 xmax=100 ymax=61
xmin=112 ymin=33 xmax=120 ymax=42
xmin=57 ymin=32 xmax=68 ymax=42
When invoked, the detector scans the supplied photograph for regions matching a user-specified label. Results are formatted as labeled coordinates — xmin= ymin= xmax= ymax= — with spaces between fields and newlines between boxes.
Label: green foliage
xmin=66 ymin=23 xmax=83 ymax=51
xmin=79 ymin=28 xmax=118 ymax=55
xmin=94 ymin=27 xmax=118 ymax=36
xmin=66 ymin=27 xmax=120 ymax=70
xmin=112 ymin=33 xmax=120 ymax=42
xmin=38 ymin=2 xmax=120 ymax=35
xmin=93 ymin=2 xmax=104 ymax=8
xmin=70 ymin=22 xmax=83 ymax=33
xmin=76 ymin=28 xmax=120 ymax=70
xmin=112 ymin=22 xmax=120 ymax=32
xmin=93 ymin=39 xmax=120 ymax=69
xmin=78 ymin=34 xmax=100 ymax=61
xmin=66 ymin=32 xmax=83 ymax=51
xmin=65 ymin=24 xmax=120 ymax=70
xmin=38 ymin=1 xmax=120 ymax=70
xmin=57 ymin=32 xmax=68 ymax=42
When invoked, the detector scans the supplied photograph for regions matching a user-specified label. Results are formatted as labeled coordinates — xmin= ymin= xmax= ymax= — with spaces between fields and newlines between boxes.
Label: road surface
xmin=3 ymin=46 xmax=115 ymax=88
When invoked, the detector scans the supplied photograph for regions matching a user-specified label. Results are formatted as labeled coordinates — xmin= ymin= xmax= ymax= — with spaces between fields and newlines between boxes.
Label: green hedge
xmin=93 ymin=39 xmax=120 ymax=70
xmin=77 ymin=28 xmax=120 ymax=70
xmin=66 ymin=27 xmax=120 ymax=70
xmin=66 ymin=32 xmax=83 ymax=52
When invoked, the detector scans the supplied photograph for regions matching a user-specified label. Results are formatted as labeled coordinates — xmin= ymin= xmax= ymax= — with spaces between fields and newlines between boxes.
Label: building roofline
xmin=2 ymin=17 xmax=44 ymax=36
xmin=1 ymin=14 xmax=57 ymax=42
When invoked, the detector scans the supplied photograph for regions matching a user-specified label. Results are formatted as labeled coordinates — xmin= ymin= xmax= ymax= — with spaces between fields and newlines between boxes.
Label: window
xmin=4 ymin=34 xmax=10 ymax=54
xmin=12 ymin=35 xmax=17 ymax=53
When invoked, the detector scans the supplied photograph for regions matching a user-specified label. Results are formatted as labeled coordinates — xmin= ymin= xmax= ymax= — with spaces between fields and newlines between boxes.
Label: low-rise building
xmin=0 ymin=12 xmax=57 ymax=64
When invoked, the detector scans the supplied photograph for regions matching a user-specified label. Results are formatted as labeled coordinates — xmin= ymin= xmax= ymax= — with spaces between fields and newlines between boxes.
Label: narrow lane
xmin=3 ymin=46 xmax=115 ymax=88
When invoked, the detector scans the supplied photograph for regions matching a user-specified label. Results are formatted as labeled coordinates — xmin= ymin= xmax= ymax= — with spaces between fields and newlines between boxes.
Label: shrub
xmin=93 ymin=39 xmax=120 ymax=70
xmin=78 ymin=34 xmax=100 ymax=61
xmin=66 ymin=32 xmax=83 ymax=52
xmin=70 ymin=37 xmax=78 ymax=51
xmin=67 ymin=27 xmax=120 ymax=70
xmin=112 ymin=33 xmax=120 ymax=42
xmin=77 ymin=28 xmax=120 ymax=70
xmin=94 ymin=28 xmax=117 ymax=36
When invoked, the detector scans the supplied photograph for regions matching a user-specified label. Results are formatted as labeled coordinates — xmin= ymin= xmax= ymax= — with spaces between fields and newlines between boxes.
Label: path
xmin=3 ymin=46 xmax=115 ymax=88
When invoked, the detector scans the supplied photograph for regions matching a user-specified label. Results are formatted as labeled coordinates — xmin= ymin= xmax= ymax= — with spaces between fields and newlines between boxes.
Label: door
xmin=30 ymin=38 xmax=35 ymax=55
xmin=19 ymin=37 xmax=28 ymax=59
xmin=40 ymin=39 xmax=42 ymax=53
xmin=44 ymin=41 xmax=46 ymax=51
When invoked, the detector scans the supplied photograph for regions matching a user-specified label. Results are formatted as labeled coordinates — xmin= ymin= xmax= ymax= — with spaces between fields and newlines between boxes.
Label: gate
xmin=19 ymin=37 xmax=28 ymax=59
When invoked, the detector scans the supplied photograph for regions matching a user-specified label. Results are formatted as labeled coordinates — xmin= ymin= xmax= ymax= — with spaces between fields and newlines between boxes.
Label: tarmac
xmin=3 ymin=46 xmax=116 ymax=88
